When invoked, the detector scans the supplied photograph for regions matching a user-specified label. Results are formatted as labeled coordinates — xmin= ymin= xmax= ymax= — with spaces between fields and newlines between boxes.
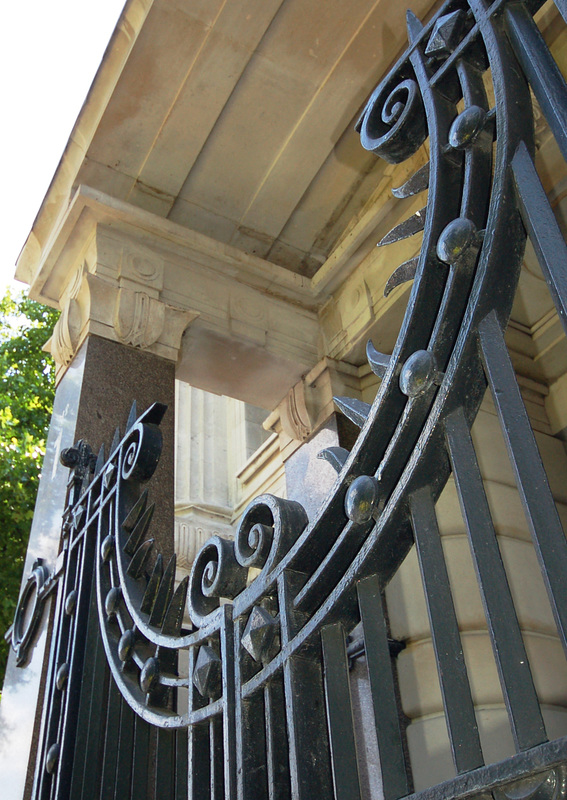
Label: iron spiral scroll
xmin=57 ymin=1 xmax=567 ymax=798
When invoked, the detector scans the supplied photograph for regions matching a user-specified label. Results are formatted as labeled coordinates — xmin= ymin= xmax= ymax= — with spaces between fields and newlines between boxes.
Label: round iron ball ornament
xmin=105 ymin=587 xmax=122 ymax=619
xmin=140 ymin=657 xmax=160 ymax=694
xmin=118 ymin=629 xmax=136 ymax=662
xmin=436 ymin=217 xmax=478 ymax=265
xmin=448 ymin=105 xmax=488 ymax=149
xmin=345 ymin=476 xmax=381 ymax=524
xmin=399 ymin=350 xmax=442 ymax=397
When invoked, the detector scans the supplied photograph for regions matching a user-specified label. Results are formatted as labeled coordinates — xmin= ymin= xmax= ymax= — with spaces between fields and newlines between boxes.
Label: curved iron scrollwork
xmin=24 ymin=1 xmax=567 ymax=798
xmin=7 ymin=559 xmax=53 ymax=667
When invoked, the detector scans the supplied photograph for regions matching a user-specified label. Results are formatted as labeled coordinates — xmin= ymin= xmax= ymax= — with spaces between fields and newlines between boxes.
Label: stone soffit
xmin=15 ymin=0 xmax=442 ymax=293
xmin=13 ymin=0 xmax=567 ymax=398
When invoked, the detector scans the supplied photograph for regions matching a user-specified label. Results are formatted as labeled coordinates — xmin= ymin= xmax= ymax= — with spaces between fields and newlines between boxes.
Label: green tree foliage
xmin=0 ymin=290 xmax=58 ymax=685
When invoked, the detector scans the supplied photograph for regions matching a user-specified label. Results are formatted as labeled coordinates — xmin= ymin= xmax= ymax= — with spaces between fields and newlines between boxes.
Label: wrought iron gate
xmin=10 ymin=0 xmax=567 ymax=797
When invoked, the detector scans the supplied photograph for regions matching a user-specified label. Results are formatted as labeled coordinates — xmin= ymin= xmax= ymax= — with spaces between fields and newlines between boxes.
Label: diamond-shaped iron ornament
xmin=102 ymin=463 xmax=116 ymax=489
xmin=193 ymin=645 xmax=222 ymax=698
xmin=72 ymin=504 xmax=86 ymax=530
xmin=241 ymin=606 xmax=277 ymax=662
xmin=424 ymin=10 xmax=465 ymax=57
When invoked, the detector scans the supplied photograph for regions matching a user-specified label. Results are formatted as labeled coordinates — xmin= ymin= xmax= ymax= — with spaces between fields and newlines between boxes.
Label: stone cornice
xmin=21 ymin=185 xmax=316 ymax=311
xmin=36 ymin=187 xmax=322 ymax=392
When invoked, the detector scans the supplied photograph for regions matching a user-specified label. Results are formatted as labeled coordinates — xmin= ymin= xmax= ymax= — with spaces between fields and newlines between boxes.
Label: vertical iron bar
xmin=264 ymin=678 xmax=290 ymax=800
xmin=100 ymin=679 xmax=122 ymax=799
xmin=188 ymin=641 xmax=209 ymax=800
xmin=41 ymin=554 xmax=72 ymax=800
xmin=278 ymin=570 xmax=333 ymax=799
xmin=114 ymin=700 xmax=135 ymax=798
xmin=445 ymin=407 xmax=547 ymax=751
xmin=32 ymin=540 xmax=74 ymax=800
xmin=505 ymin=3 xmax=567 ymax=162
xmin=176 ymin=729 xmax=189 ymax=800
xmin=220 ymin=605 xmax=237 ymax=800
xmin=79 ymin=662 xmax=110 ymax=800
xmin=58 ymin=530 xmax=95 ymax=798
xmin=410 ymin=487 xmax=484 ymax=774
xmin=155 ymin=728 xmax=175 ymax=800
xmin=130 ymin=717 xmax=150 ymax=800
xmin=512 ymin=140 xmax=567 ymax=338
xmin=234 ymin=616 xmax=268 ymax=800
xmin=72 ymin=582 xmax=110 ymax=799
xmin=357 ymin=574 xmax=409 ymax=800
xmin=210 ymin=717 xmax=225 ymax=800
xmin=479 ymin=310 xmax=567 ymax=654
xmin=321 ymin=622 xmax=362 ymax=800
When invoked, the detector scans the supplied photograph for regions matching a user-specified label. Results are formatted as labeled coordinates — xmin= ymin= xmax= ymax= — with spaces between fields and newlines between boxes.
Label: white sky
xmin=1 ymin=0 xmax=126 ymax=296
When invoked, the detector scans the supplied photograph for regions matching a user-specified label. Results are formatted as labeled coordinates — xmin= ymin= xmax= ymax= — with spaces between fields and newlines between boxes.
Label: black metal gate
xmin=10 ymin=0 xmax=567 ymax=797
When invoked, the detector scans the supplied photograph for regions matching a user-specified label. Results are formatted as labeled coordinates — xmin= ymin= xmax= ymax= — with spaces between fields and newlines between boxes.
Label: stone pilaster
xmin=386 ymin=394 xmax=567 ymax=790
xmin=174 ymin=383 xmax=235 ymax=578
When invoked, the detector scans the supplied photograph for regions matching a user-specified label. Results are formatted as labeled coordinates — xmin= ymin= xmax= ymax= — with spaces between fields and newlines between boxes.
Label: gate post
xmin=0 ymin=230 xmax=191 ymax=799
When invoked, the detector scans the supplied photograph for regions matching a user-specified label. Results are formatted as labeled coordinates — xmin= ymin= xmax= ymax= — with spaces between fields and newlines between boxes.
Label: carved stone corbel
xmin=265 ymin=357 xmax=365 ymax=458
xmin=279 ymin=381 xmax=313 ymax=442
xmin=114 ymin=288 xmax=166 ymax=349
xmin=44 ymin=255 xmax=198 ymax=382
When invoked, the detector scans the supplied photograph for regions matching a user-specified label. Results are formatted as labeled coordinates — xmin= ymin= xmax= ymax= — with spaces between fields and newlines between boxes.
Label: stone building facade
xmin=3 ymin=0 xmax=567 ymax=798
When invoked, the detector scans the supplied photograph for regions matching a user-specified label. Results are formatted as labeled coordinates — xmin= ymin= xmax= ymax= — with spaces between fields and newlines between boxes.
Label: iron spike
xmin=161 ymin=576 xmax=189 ymax=636
xmin=139 ymin=402 xmax=168 ymax=425
xmin=406 ymin=10 xmax=424 ymax=42
xmin=392 ymin=162 xmax=430 ymax=198
xmin=317 ymin=447 xmax=350 ymax=473
xmin=122 ymin=489 xmax=149 ymax=534
xmin=94 ymin=445 xmax=105 ymax=477
xmin=140 ymin=554 xmax=163 ymax=614
xmin=110 ymin=428 xmax=121 ymax=454
xmin=149 ymin=555 xmax=177 ymax=627
xmin=126 ymin=539 xmax=154 ymax=580
xmin=366 ymin=341 xmax=391 ymax=378
xmin=378 ymin=207 xmax=426 ymax=247
xmin=384 ymin=257 xmax=419 ymax=298
xmin=81 ymin=472 xmax=92 ymax=495
xmin=333 ymin=396 xmax=372 ymax=428
xmin=124 ymin=504 xmax=155 ymax=556
xmin=126 ymin=400 xmax=138 ymax=432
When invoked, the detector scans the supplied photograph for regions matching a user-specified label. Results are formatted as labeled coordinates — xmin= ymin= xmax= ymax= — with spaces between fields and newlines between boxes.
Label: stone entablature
xmin=34 ymin=186 xmax=321 ymax=405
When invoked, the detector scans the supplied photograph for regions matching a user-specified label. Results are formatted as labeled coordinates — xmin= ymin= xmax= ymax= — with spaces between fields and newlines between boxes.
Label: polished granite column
xmin=0 ymin=335 xmax=175 ymax=800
